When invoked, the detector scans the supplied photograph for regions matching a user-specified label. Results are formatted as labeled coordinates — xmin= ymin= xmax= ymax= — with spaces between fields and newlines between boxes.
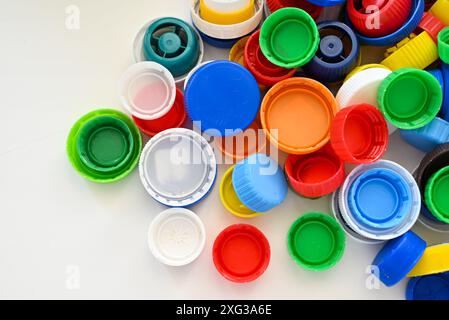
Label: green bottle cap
xmin=287 ymin=212 xmax=346 ymax=271
xmin=378 ymin=68 xmax=442 ymax=130
xmin=260 ymin=8 xmax=319 ymax=68
xmin=438 ymin=27 xmax=449 ymax=64
xmin=67 ymin=109 xmax=142 ymax=183
xmin=425 ymin=166 xmax=449 ymax=224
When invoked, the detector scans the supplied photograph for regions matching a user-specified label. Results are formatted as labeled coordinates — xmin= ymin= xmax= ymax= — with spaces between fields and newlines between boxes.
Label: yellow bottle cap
xmin=429 ymin=0 xmax=449 ymax=26
xmin=345 ymin=64 xmax=390 ymax=82
xmin=229 ymin=36 xmax=250 ymax=65
xmin=200 ymin=0 xmax=255 ymax=25
xmin=408 ymin=243 xmax=449 ymax=277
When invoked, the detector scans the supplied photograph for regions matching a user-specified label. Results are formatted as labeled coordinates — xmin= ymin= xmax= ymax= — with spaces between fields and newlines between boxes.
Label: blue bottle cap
xmin=440 ymin=63 xmax=449 ymax=122
xmin=428 ymin=68 xmax=444 ymax=88
xmin=400 ymin=117 xmax=449 ymax=153
xmin=303 ymin=21 xmax=360 ymax=83
xmin=343 ymin=0 xmax=424 ymax=46
xmin=406 ymin=274 xmax=449 ymax=300
xmin=196 ymin=27 xmax=243 ymax=49
xmin=305 ymin=0 xmax=346 ymax=7
xmin=348 ymin=168 xmax=413 ymax=230
xmin=232 ymin=153 xmax=288 ymax=212
xmin=185 ymin=60 xmax=261 ymax=137
xmin=372 ymin=231 xmax=427 ymax=287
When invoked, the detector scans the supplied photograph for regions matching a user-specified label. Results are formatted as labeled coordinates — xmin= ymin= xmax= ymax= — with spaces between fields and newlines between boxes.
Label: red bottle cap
xmin=132 ymin=88 xmax=186 ymax=137
xmin=331 ymin=104 xmax=389 ymax=164
xmin=213 ymin=224 xmax=270 ymax=283
xmin=285 ymin=144 xmax=345 ymax=198
xmin=244 ymin=30 xmax=297 ymax=87
xmin=267 ymin=0 xmax=323 ymax=20
xmin=418 ymin=12 xmax=446 ymax=43
xmin=346 ymin=0 xmax=413 ymax=37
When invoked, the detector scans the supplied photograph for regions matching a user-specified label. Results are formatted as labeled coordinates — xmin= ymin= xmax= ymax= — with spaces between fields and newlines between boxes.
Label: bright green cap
xmin=287 ymin=212 xmax=346 ymax=271
xmin=425 ymin=166 xmax=449 ymax=224
xmin=438 ymin=27 xmax=449 ymax=64
xmin=67 ymin=109 xmax=142 ymax=183
xmin=378 ymin=68 xmax=442 ymax=130
xmin=260 ymin=8 xmax=320 ymax=69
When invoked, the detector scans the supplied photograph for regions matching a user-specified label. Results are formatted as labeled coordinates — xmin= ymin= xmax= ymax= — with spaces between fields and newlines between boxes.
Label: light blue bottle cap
xmin=232 ymin=153 xmax=288 ymax=212
xmin=348 ymin=168 xmax=412 ymax=230
xmin=406 ymin=274 xmax=449 ymax=300
xmin=400 ymin=117 xmax=449 ymax=153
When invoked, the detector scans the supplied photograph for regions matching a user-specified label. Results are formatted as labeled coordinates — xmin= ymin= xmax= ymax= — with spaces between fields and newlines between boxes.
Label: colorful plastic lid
xmin=200 ymin=0 xmax=255 ymax=25
xmin=306 ymin=0 xmax=346 ymax=6
xmin=347 ymin=0 xmax=413 ymax=38
xmin=139 ymin=128 xmax=217 ymax=207
xmin=303 ymin=21 xmax=360 ymax=83
xmin=287 ymin=213 xmax=346 ymax=271
xmin=244 ymin=30 xmax=297 ymax=87
xmin=344 ymin=63 xmax=390 ymax=81
xmin=148 ymin=208 xmax=206 ymax=266
xmin=260 ymin=8 xmax=320 ymax=68
xmin=183 ymin=60 xmax=214 ymax=90
xmin=339 ymin=160 xmax=421 ymax=240
xmin=213 ymin=224 xmax=270 ymax=282
xmin=67 ymin=109 xmax=142 ymax=183
xmin=372 ymin=231 xmax=427 ymax=287
xmin=378 ymin=68 xmax=442 ymax=130
xmin=285 ymin=145 xmax=345 ymax=199
xmin=132 ymin=87 xmax=187 ymax=137
xmin=331 ymin=104 xmax=389 ymax=164
xmin=220 ymin=166 xmax=260 ymax=218
xmin=119 ymin=62 xmax=177 ymax=121
xmin=266 ymin=0 xmax=323 ymax=21
xmin=409 ymin=244 xmax=449 ymax=277
xmin=232 ymin=153 xmax=288 ymax=212
xmin=343 ymin=0 xmax=424 ymax=46
xmin=191 ymin=0 xmax=264 ymax=40
xmin=261 ymin=78 xmax=338 ymax=155
xmin=406 ymin=274 xmax=449 ymax=300
xmin=438 ymin=27 xmax=449 ymax=64
xmin=429 ymin=0 xmax=449 ymax=26
xmin=418 ymin=12 xmax=446 ymax=43
xmin=400 ymin=117 xmax=449 ymax=153
xmin=229 ymin=36 xmax=250 ymax=65
xmin=185 ymin=60 xmax=260 ymax=137
xmin=440 ymin=63 xmax=449 ymax=122
xmin=425 ymin=166 xmax=449 ymax=223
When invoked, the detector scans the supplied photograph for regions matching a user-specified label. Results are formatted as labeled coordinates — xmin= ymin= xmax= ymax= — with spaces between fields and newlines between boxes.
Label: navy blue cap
xmin=344 ymin=0 xmax=424 ymax=46
xmin=185 ymin=60 xmax=261 ymax=137
xmin=372 ymin=231 xmax=426 ymax=287
xmin=196 ymin=27 xmax=242 ymax=49
xmin=440 ymin=63 xmax=449 ymax=122
xmin=406 ymin=274 xmax=449 ymax=300
xmin=303 ymin=21 xmax=359 ymax=83
xmin=347 ymin=168 xmax=412 ymax=230
xmin=306 ymin=0 xmax=346 ymax=6
xmin=400 ymin=117 xmax=449 ymax=153
xmin=233 ymin=153 xmax=288 ymax=212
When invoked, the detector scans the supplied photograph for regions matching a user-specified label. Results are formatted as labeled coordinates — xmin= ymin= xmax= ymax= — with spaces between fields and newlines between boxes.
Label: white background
xmin=0 ymin=0 xmax=448 ymax=300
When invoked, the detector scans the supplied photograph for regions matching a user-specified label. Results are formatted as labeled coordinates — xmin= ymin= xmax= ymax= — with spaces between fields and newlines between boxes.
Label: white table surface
xmin=0 ymin=0 xmax=448 ymax=300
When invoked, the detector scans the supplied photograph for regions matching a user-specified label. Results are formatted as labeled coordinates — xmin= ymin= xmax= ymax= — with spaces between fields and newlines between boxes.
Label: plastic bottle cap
xmin=306 ymin=0 xmax=346 ymax=6
xmin=132 ymin=88 xmax=187 ymax=137
xmin=185 ymin=61 xmax=260 ymax=137
xmin=232 ymin=154 xmax=288 ymax=212
xmin=425 ymin=166 xmax=449 ymax=223
xmin=429 ymin=0 xmax=449 ymax=26
xmin=400 ymin=117 xmax=449 ymax=153
xmin=266 ymin=0 xmax=323 ymax=21
xmin=119 ymin=62 xmax=177 ymax=121
xmin=378 ymin=68 xmax=442 ymax=130
xmin=339 ymin=160 xmax=421 ymax=240
xmin=261 ymin=78 xmax=338 ymax=155
xmin=220 ymin=166 xmax=260 ymax=218
xmin=215 ymin=119 xmax=267 ymax=162
xmin=183 ymin=60 xmax=214 ymax=90
xmin=139 ymin=128 xmax=217 ymax=207
xmin=347 ymin=0 xmax=413 ymax=38
xmin=409 ymin=244 xmax=449 ymax=277
xmin=148 ymin=208 xmax=206 ymax=266
xmin=438 ymin=27 xmax=449 ymax=64
xmin=200 ymin=0 xmax=255 ymax=25
xmin=372 ymin=231 xmax=427 ymax=287
xmin=439 ymin=63 xmax=449 ymax=123
xmin=260 ymin=8 xmax=320 ymax=68
xmin=406 ymin=274 xmax=449 ymax=300
xmin=67 ymin=109 xmax=142 ymax=184
xmin=244 ymin=30 xmax=297 ymax=86
xmin=344 ymin=64 xmax=390 ymax=81
xmin=303 ymin=21 xmax=360 ymax=83
xmin=213 ymin=224 xmax=270 ymax=283
xmin=285 ymin=145 xmax=345 ymax=199
xmin=287 ymin=213 xmax=346 ymax=271
xmin=229 ymin=36 xmax=250 ymax=65
xmin=348 ymin=168 xmax=413 ymax=230
xmin=331 ymin=104 xmax=389 ymax=164
xmin=191 ymin=0 xmax=264 ymax=40
xmin=418 ymin=12 xmax=446 ymax=43
xmin=344 ymin=0 xmax=424 ymax=47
